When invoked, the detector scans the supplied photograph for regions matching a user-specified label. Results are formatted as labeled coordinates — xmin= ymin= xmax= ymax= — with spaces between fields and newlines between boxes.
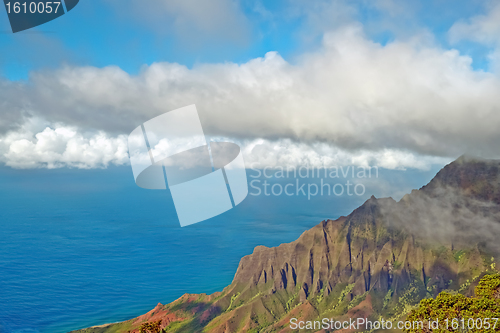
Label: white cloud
xmin=0 ymin=119 xmax=129 ymax=169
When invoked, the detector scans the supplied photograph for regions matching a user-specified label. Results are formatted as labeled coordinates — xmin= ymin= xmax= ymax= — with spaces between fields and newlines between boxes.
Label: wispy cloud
xmin=105 ymin=0 xmax=251 ymax=47
xmin=449 ymin=2 xmax=500 ymax=46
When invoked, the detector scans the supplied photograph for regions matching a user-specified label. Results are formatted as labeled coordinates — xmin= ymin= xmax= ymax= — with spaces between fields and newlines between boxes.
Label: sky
xmin=1 ymin=0 xmax=500 ymax=170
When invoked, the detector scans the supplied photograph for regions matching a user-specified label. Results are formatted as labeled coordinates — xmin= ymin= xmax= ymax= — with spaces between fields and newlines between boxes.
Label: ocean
xmin=0 ymin=165 xmax=441 ymax=333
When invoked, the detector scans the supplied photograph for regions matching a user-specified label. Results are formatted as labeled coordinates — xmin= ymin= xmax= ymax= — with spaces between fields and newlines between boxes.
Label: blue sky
xmin=0 ymin=0 xmax=496 ymax=80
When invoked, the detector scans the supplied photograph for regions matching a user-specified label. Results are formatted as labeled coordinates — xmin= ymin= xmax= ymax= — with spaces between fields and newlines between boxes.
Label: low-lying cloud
xmin=380 ymin=167 xmax=500 ymax=252
xmin=0 ymin=120 xmax=450 ymax=169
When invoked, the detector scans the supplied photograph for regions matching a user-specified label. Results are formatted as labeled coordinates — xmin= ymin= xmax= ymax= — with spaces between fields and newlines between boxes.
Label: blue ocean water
xmin=0 ymin=166 xmax=442 ymax=333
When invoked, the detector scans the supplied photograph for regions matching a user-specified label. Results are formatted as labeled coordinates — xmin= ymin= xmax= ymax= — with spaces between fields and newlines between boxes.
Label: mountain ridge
xmin=72 ymin=156 xmax=500 ymax=333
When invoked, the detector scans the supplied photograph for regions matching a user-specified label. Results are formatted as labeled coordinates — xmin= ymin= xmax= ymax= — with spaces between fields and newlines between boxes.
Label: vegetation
xmin=139 ymin=320 xmax=163 ymax=333
xmin=404 ymin=274 xmax=500 ymax=332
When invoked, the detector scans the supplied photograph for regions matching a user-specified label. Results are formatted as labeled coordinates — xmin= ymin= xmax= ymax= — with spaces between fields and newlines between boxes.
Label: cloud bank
xmin=2 ymin=17 xmax=500 ymax=169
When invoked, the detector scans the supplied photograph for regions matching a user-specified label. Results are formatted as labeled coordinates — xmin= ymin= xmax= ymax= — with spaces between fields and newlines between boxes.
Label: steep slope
xmin=72 ymin=156 xmax=500 ymax=333
xmin=422 ymin=155 xmax=500 ymax=203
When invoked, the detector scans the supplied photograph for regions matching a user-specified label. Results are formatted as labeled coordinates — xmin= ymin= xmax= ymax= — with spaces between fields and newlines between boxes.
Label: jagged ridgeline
xmin=73 ymin=156 xmax=500 ymax=333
